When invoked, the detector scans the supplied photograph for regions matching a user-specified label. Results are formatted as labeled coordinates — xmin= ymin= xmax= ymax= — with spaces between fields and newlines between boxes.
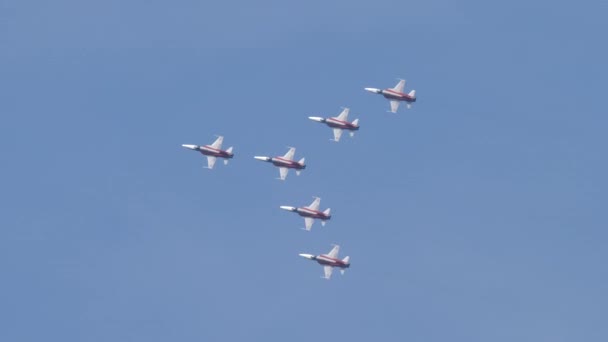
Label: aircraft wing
xmin=206 ymin=156 xmax=217 ymax=169
xmin=283 ymin=147 xmax=296 ymax=161
xmin=327 ymin=244 xmax=340 ymax=259
xmin=304 ymin=217 xmax=314 ymax=231
xmin=333 ymin=128 xmax=343 ymax=142
xmin=335 ymin=107 xmax=349 ymax=121
xmin=392 ymin=79 xmax=405 ymax=93
xmin=323 ymin=266 xmax=334 ymax=279
xmin=211 ymin=136 xmax=224 ymax=149
xmin=390 ymin=100 xmax=400 ymax=113
xmin=306 ymin=197 xmax=321 ymax=211
xmin=279 ymin=167 xmax=289 ymax=180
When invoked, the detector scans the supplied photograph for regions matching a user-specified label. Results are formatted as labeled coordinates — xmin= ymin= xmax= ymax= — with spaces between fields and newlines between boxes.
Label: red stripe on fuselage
xmin=383 ymin=89 xmax=414 ymax=101
xmin=272 ymin=157 xmax=303 ymax=168
xmin=326 ymin=118 xmax=357 ymax=130
xmin=297 ymin=207 xmax=329 ymax=219
xmin=201 ymin=145 xmax=231 ymax=158
xmin=316 ymin=255 xmax=347 ymax=267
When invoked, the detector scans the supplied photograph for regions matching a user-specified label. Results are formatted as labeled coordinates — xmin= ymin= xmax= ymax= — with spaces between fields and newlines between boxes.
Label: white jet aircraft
xmin=280 ymin=196 xmax=331 ymax=231
xmin=182 ymin=135 xmax=234 ymax=169
xmin=254 ymin=147 xmax=306 ymax=181
xmin=308 ymin=107 xmax=360 ymax=142
xmin=365 ymin=79 xmax=417 ymax=113
xmin=299 ymin=244 xmax=350 ymax=280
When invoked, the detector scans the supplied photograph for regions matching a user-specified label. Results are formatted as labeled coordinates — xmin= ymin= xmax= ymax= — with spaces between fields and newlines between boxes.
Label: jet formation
xmin=182 ymin=78 xmax=418 ymax=279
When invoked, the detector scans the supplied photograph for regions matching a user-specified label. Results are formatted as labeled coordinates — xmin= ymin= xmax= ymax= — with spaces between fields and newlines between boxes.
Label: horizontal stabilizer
xmin=226 ymin=146 xmax=233 ymax=154
xmin=323 ymin=208 xmax=331 ymax=216
xmin=223 ymin=159 xmax=229 ymax=165
xmin=408 ymin=89 xmax=416 ymax=97
xmin=298 ymin=157 xmax=305 ymax=165
xmin=351 ymin=118 xmax=359 ymax=126
xmin=342 ymin=256 xmax=350 ymax=263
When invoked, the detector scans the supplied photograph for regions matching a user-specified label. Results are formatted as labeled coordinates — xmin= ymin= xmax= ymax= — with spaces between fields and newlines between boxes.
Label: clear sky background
xmin=1 ymin=0 xmax=607 ymax=341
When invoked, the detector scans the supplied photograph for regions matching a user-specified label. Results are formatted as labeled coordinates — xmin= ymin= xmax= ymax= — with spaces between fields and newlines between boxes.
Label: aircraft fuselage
xmin=325 ymin=118 xmax=359 ymax=131
xmin=200 ymin=145 xmax=233 ymax=159
xmin=271 ymin=157 xmax=305 ymax=170
xmin=315 ymin=255 xmax=350 ymax=268
xmin=295 ymin=207 xmax=331 ymax=220
xmin=381 ymin=89 xmax=416 ymax=103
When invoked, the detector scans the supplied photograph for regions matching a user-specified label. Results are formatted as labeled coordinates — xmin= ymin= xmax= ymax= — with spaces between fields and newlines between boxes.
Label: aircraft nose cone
xmin=308 ymin=116 xmax=325 ymax=123
xmin=254 ymin=156 xmax=271 ymax=162
xmin=299 ymin=253 xmax=315 ymax=260
xmin=182 ymin=144 xmax=198 ymax=150
xmin=364 ymin=87 xmax=381 ymax=94
xmin=280 ymin=206 xmax=297 ymax=212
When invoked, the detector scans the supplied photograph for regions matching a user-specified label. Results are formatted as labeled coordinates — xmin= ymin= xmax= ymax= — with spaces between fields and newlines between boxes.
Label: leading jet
xmin=299 ymin=244 xmax=350 ymax=280
xmin=308 ymin=107 xmax=359 ymax=142
xmin=182 ymin=136 xmax=234 ymax=169
xmin=280 ymin=196 xmax=331 ymax=231
xmin=254 ymin=147 xmax=306 ymax=180
xmin=365 ymin=79 xmax=417 ymax=113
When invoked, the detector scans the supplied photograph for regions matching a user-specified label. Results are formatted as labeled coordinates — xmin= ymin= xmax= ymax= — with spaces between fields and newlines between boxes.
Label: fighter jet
xmin=182 ymin=136 xmax=234 ymax=169
xmin=254 ymin=147 xmax=306 ymax=181
xmin=365 ymin=79 xmax=417 ymax=113
xmin=299 ymin=244 xmax=350 ymax=280
xmin=280 ymin=196 xmax=331 ymax=231
xmin=308 ymin=107 xmax=359 ymax=142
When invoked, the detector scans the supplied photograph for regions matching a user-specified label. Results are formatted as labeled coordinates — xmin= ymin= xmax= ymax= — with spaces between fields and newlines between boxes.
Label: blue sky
xmin=1 ymin=0 xmax=607 ymax=341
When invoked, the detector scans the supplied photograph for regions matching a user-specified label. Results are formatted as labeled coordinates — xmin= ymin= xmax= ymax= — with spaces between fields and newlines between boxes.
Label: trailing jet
xmin=299 ymin=244 xmax=350 ymax=280
xmin=365 ymin=79 xmax=417 ymax=113
xmin=308 ymin=107 xmax=359 ymax=142
xmin=182 ymin=136 xmax=234 ymax=169
xmin=280 ymin=196 xmax=331 ymax=231
xmin=254 ymin=147 xmax=306 ymax=180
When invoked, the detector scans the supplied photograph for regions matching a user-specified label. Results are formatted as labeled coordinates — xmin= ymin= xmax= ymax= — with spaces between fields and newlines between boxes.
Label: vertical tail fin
xmin=226 ymin=146 xmax=233 ymax=154
xmin=323 ymin=208 xmax=331 ymax=216
xmin=408 ymin=90 xmax=416 ymax=97
xmin=351 ymin=118 xmax=359 ymax=126
xmin=298 ymin=157 xmax=305 ymax=165
xmin=340 ymin=256 xmax=349 ymax=275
